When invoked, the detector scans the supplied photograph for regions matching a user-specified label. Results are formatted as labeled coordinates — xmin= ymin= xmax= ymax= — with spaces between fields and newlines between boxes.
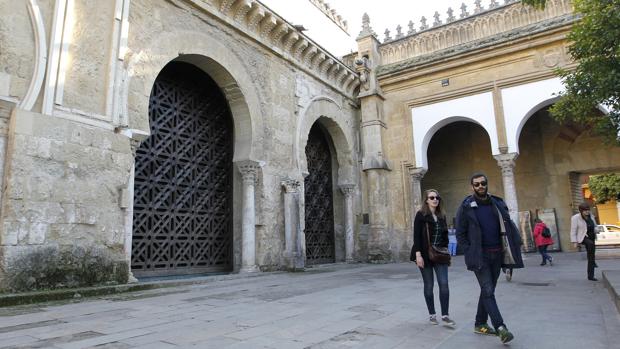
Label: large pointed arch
xmin=126 ymin=31 xmax=264 ymax=162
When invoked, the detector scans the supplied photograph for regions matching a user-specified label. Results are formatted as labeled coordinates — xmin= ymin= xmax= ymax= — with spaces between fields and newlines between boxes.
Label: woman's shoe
xmin=442 ymin=316 xmax=456 ymax=328
xmin=549 ymin=257 xmax=553 ymax=266
xmin=429 ymin=314 xmax=439 ymax=325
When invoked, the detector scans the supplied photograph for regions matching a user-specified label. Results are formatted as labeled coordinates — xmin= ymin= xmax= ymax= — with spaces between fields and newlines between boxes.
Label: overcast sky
xmin=262 ymin=0 xmax=486 ymax=56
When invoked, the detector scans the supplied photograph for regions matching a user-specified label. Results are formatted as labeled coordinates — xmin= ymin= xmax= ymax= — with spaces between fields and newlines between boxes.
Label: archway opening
xmin=515 ymin=106 xmax=620 ymax=251
xmin=422 ymin=121 xmax=501 ymax=224
xmin=304 ymin=123 xmax=336 ymax=266
xmin=131 ymin=61 xmax=234 ymax=277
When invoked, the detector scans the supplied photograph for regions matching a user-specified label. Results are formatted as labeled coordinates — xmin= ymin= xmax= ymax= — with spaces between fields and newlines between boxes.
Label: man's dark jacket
xmin=455 ymin=194 xmax=524 ymax=271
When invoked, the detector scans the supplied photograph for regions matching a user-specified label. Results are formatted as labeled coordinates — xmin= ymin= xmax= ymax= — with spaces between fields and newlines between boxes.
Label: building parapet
xmin=309 ymin=0 xmax=349 ymax=34
xmin=377 ymin=13 xmax=577 ymax=77
xmin=378 ymin=0 xmax=573 ymax=66
xmin=180 ymin=0 xmax=360 ymax=97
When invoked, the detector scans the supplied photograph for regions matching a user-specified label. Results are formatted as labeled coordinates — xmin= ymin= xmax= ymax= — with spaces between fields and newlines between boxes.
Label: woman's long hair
xmin=420 ymin=189 xmax=445 ymax=219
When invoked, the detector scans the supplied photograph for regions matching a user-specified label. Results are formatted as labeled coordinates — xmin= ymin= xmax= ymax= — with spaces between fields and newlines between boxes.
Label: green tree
xmin=522 ymin=0 xmax=620 ymax=145
xmin=588 ymin=173 xmax=620 ymax=204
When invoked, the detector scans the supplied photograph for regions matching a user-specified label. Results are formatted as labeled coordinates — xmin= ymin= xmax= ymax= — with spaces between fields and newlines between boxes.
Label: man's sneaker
xmin=474 ymin=323 xmax=497 ymax=336
xmin=497 ymin=325 xmax=514 ymax=344
xmin=429 ymin=314 xmax=439 ymax=325
xmin=505 ymin=269 xmax=512 ymax=282
xmin=441 ymin=316 xmax=456 ymax=328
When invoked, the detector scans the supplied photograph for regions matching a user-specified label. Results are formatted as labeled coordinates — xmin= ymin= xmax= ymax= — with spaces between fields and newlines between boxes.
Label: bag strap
xmin=426 ymin=222 xmax=432 ymax=247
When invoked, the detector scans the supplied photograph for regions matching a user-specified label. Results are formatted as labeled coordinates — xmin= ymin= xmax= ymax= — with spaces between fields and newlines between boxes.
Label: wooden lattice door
xmin=304 ymin=124 xmax=336 ymax=265
xmin=131 ymin=62 xmax=234 ymax=277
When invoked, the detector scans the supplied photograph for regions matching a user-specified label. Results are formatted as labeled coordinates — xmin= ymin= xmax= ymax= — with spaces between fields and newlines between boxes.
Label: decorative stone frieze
xmin=378 ymin=0 xmax=573 ymax=65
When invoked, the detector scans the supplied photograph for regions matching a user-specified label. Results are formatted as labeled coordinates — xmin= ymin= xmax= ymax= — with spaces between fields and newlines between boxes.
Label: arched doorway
xmin=131 ymin=62 xmax=234 ymax=277
xmin=304 ymin=123 xmax=336 ymax=265
xmin=423 ymin=121 xmax=502 ymax=222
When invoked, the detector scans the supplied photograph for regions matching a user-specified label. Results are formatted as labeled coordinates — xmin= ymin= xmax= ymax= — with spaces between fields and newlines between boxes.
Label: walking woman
xmin=533 ymin=218 xmax=554 ymax=266
xmin=412 ymin=189 xmax=456 ymax=327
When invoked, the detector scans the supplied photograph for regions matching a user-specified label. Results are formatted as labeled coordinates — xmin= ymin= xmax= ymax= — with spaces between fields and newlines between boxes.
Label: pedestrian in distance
xmin=410 ymin=189 xmax=456 ymax=328
xmin=448 ymin=224 xmax=458 ymax=256
xmin=456 ymin=173 xmax=523 ymax=344
xmin=533 ymin=218 xmax=554 ymax=266
xmin=570 ymin=202 xmax=598 ymax=281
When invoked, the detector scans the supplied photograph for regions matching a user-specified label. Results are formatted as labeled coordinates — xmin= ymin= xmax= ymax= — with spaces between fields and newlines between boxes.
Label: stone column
xmin=408 ymin=167 xmax=427 ymax=220
xmin=237 ymin=160 xmax=261 ymax=273
xmin=282 ymin=178 xmax=302 ymax=270
xmin=340 ymin=184 xmax=356 ymax=263
xmin=494 ymin=152 xmax=519 ymax=224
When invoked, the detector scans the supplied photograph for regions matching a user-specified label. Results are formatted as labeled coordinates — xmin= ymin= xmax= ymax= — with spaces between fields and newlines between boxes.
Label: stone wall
xmin=0 ymin=0 xmax=361 ymax=290
xmin=0 ymin=109 xmax=133 ymax=290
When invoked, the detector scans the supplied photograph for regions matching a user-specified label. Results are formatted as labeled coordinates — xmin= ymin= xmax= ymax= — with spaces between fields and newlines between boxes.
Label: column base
xmin=240 ymin=265 xmax=260 ymax=273
xmin=127 ymin=271 xmax=138 ymax=283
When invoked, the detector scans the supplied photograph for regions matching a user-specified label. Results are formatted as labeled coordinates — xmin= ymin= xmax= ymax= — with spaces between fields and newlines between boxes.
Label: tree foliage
xmin=522 ymin=0 xmax=620 ymax=145
xmin=588 ymin=173 xmax=620 ymax=204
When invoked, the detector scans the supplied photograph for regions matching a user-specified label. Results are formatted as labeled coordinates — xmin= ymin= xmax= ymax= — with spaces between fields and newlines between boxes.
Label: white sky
xmin=261 ymin=0 xmax=484 ymax=57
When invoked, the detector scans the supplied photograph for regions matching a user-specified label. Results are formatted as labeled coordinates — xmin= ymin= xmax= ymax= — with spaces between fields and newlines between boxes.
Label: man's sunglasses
xmin=472 ymin=181 xmax=487 ymax=188
xmin=427 ymin=196 xmax=440 ymax=201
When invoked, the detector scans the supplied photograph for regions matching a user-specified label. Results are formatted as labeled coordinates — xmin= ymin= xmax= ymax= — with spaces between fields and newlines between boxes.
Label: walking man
xmin=456 ymin=173 xmax=524 ymax=344
xmin=570 ymin=202 xmax=598 ymax=281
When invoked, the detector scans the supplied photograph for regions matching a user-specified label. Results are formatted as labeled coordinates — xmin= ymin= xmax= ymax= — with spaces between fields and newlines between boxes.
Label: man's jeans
xmin=473 ymin=250 xmax=505 ymax=329
xmin=582 ymin=237 xmax=596 ymax=279
xmin=419 ymin=263 xmax=449 ymax=316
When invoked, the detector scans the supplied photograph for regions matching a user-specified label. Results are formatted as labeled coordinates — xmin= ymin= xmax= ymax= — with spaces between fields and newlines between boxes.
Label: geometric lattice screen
xmin=132 ymin=62 xmax=234 ymax=277
xmin=304 ymin=124 xmax=336 ymax=265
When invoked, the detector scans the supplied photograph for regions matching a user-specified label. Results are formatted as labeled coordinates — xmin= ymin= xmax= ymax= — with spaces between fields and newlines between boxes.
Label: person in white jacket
xmin=570 ymin=203 xmax=598 ymax=281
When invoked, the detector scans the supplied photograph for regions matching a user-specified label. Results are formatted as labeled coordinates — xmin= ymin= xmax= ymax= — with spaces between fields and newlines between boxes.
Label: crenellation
xmin=379 ymin=0 xmax=574 ymax=66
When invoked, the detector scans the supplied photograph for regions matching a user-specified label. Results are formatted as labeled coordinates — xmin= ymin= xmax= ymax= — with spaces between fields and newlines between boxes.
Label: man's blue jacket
xmin=456 ymin=194 xmax=524 ymax=271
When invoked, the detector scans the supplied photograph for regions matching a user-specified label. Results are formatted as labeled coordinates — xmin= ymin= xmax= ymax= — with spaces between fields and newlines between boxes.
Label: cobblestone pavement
xmin=1 ymin=252 xmax=619 ymax=349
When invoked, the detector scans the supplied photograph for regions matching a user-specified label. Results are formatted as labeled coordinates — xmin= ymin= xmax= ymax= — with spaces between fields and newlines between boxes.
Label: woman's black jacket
xmin=411 ymin=211 xmax=448 ymax=264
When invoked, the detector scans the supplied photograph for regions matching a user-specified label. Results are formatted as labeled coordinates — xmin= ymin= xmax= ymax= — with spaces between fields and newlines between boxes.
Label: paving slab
xmin=0 ymin=252 xmax=618 ymax=349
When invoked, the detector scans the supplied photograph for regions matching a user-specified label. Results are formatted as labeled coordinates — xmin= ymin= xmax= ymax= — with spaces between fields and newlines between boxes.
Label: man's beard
xmin=474 ymin=187 xmax=488 ymax=199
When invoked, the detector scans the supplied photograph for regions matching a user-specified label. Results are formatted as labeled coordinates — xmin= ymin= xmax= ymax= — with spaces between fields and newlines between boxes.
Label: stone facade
xmin=0 ymin=0 xmax=618 ymax=291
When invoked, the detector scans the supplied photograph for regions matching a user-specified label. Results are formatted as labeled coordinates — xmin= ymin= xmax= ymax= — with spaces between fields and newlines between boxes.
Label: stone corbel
xmin=259 ymin=13 xmax=277 ymax=38
xmin=302 ymin=46 xmax=318 ymax=66
xmin=283 ymin=32 xmax=300 ymax=53
xmin=362 ymin=152 xmax=392 ymax=171
xmin=293 ymin=39 xmax=309 ymax=60
xmin=246 ymin=3 xmax=265 ymax=31
xmin=233 ymin=0 xmax=253 ymax=22
xmin=270 ymin=22 xmax=289 ymax=45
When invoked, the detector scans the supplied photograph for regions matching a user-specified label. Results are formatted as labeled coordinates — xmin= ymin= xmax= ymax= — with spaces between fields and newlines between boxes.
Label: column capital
xmin=281 ymin=178 xmax=301 ymax=193
xmin=494 ymin=152 xmax=518 ymax=174
xmin=408 ymin=167 xmax=427 ymax=181
xmin=236 ymin=160 xmax=261 ymax=183
xmin=339 ymin=184 xmax=356 ymax=197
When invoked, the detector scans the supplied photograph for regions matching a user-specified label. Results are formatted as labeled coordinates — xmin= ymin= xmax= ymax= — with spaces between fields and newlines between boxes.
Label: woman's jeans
xmin=473 ymin=250 xmax=505 ymax=330
xmin=538 ymin=245 xmax=552 ymax=264
xmin=419 ymin=263 xmax=449 ymax=316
